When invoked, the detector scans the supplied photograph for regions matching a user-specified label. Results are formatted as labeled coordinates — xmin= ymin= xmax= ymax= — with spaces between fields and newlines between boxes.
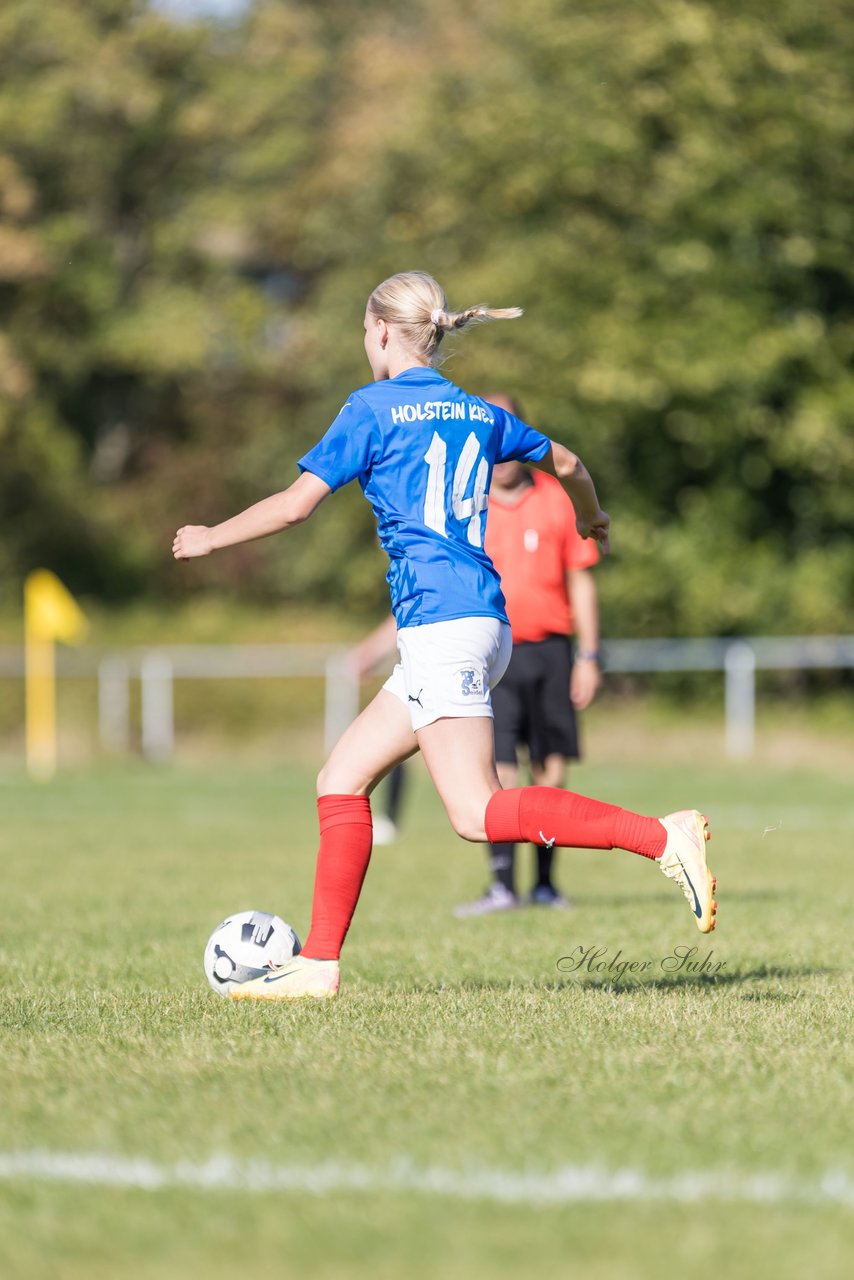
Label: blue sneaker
xmin=528 ymin=884 xmax=570 ymax=909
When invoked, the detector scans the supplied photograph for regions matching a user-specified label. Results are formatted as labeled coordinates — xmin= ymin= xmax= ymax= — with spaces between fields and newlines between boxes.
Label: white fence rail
xmin=1 ymin=636 xmax=852 ymax=762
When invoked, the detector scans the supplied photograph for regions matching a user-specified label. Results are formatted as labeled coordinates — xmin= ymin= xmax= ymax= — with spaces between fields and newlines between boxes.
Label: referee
xmin=455 ymin=394 xmax=602 ymax=915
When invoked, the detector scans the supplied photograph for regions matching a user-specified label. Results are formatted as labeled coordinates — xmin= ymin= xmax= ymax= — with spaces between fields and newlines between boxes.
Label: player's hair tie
xmin=430 ymin=308 xmax=444 ymax=327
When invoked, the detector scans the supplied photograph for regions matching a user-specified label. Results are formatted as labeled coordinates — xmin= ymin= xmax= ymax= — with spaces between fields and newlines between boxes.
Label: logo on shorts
xmin=459 ymin=668 xmax=485 ymax=697
xmin=407 ymin=689 xmax=424 ymax=709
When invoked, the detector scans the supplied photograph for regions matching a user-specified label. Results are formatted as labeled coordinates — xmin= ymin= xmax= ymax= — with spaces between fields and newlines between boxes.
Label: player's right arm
xmin=173 ymin=471 xmax=332 ymax=560
xmin=533 ymin=442 xmax=610 ymax=554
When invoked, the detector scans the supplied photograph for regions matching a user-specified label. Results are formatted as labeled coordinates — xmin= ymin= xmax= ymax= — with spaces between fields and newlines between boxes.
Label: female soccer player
xmin=173 ymin=271 xmax=716 ymax=999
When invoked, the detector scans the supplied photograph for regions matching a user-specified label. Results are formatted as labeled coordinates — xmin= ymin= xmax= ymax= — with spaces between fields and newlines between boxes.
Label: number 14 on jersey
xmin=423 ymin=431 xmax=489 ymax=547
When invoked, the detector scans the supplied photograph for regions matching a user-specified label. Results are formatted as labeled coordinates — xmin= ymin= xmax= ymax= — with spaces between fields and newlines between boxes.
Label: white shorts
xmin=383 ymin=617 xmax=513 ymax=732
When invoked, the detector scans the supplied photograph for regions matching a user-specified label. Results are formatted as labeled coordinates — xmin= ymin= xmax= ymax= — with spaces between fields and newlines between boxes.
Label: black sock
xmin=535 ymin=844 xmax=555 ymax=890
xmin=385 ymin=764 xmax=406 ymax=825
xmin=489 ymin=843 xmax=516 ymax=894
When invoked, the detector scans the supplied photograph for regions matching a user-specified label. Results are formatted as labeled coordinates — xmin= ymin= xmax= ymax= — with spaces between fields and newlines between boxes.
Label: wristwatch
xmin=574 ymin=649 xmax=600 ymax=663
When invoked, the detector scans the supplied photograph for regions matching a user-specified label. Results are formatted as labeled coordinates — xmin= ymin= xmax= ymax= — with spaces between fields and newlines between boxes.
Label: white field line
xmin=0 ymin=1152 xmax=852 ymax=1209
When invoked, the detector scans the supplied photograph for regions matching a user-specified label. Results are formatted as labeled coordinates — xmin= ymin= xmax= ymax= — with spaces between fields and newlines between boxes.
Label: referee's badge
xmin=524 ymin=528 xmax=539 ymax=553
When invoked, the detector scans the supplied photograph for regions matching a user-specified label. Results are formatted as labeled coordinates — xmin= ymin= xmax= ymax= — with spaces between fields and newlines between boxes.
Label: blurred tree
xmin=283 ymin=0 xmax=854 ymax=634
xmin=1 ymin=0 xmax=851 ymax=635
xmin=0 ymin=0 xmax=330 ymax=603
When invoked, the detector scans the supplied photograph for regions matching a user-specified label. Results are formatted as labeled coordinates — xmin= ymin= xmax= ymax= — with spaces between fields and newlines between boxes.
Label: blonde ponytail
xmin=368 ymin=272 xmax=522 ymax=367
xmin=430 ymin=304 xmax=524 ymax=333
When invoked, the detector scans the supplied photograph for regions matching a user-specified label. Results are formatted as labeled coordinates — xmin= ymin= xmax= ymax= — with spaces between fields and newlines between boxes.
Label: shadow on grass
xmin=551 ymin=963 xmax=834 ymax=994
xmin=391 ymin=964 xmax=835 ymax=998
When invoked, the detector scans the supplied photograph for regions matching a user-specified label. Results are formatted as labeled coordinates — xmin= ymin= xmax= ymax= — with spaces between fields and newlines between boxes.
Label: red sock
xmin=302 ymin=795 xmax=373 ymax=960
xmin=485 ymin=787 xmax=666 ymax=859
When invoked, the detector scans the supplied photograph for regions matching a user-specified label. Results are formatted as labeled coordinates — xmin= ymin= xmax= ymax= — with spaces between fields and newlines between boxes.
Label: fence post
xmin=324 ymin=653 xmax=360 ymax=755
xmin=98 ymin=655 xmax=130 ymax=753
xmin=141 ymin=652 xmax=174 ymax=763
xmin=724 ymin=641 xmax=756 ymax=760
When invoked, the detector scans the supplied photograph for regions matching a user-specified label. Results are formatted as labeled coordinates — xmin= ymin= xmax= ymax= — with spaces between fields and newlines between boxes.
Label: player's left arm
xmin=533 ymin=442 xmax=609 ymax=553
xmin=173 ymin=471 xmax=332 ymax=560
xmin=568 ymin=566 xmax=601 ymax=710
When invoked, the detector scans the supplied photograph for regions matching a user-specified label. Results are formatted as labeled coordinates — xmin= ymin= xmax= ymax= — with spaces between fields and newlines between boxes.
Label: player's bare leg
xmin=415 ymin=715 xmax=500 ymax=841
xmin=317 ymin=689 xmax=419 ymax=797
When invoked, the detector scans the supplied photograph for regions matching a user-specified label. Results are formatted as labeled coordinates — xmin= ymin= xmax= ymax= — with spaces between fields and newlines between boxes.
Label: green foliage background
xmin=1 ymin=0 xmax=852 ymax=635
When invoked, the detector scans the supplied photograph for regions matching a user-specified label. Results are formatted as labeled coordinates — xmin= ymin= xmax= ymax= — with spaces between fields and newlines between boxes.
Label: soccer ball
xmin=203 ymin=910 xmax=301 ymax=996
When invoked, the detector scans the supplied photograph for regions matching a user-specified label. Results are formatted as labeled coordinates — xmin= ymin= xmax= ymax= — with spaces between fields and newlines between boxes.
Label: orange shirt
xmin=485 ymin=471 xmax=599 ymax=643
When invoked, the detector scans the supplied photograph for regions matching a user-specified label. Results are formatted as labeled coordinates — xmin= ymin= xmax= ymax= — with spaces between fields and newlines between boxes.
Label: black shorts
xmin=492 ymin=635 xmax=580 ymax=765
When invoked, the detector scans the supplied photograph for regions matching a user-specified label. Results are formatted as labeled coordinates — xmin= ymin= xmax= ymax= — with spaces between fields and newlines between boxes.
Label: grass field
xmin=2 ymin=745 xmax=853 ymax=1279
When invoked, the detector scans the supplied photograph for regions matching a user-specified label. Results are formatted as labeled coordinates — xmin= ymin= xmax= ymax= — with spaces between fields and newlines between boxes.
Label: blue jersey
xmin=298 ymin=367 xmax=551 ymax=628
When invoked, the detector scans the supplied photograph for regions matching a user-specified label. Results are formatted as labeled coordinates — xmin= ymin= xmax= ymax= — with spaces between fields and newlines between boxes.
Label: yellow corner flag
xmin=25 ymin=570 xmax=87 ymax=780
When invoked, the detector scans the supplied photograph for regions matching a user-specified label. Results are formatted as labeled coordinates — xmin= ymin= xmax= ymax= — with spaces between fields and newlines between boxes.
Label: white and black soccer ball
xmin=204 ymin=910 xmax=301 ymax=996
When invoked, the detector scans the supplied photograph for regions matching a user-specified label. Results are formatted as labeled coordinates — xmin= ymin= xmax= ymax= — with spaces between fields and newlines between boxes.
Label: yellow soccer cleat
xmin=228 ymin=955 xmax=340 ymax=1001
xmin=659 ymin=810 xmax=717 ymax=933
